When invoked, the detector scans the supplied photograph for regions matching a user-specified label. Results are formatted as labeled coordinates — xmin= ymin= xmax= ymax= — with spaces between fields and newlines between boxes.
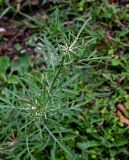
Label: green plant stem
xmin=43 ymin=124 xmax=73 ymax=157
xmin=49 ymin=57 xmax=64 ymax=95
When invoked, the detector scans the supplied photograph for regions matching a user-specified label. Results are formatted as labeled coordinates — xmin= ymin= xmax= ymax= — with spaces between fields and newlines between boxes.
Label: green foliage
xmin=1 ymin=0 xmax=129 ymax=160
xmin=0 ymin=56 xmax=10 ymax=80
xmin=0 ymin=0 xmax=4 ymax=6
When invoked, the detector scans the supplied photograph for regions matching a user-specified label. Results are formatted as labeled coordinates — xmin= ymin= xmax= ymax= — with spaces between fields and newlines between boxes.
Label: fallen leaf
xmin=3 ymin=30 xmax=17 ymax=39
xmin=106 ymin=31 xmax=114 ymax=42
xmin=117 ymin=103 xmax=127 ymax=113
xmin=116 ymin=110 xmax=129 ymax=126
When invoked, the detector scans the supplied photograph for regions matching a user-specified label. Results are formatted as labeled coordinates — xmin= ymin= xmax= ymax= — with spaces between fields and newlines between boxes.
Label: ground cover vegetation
xmin=1 ymin=0 xmax=129 ymax=159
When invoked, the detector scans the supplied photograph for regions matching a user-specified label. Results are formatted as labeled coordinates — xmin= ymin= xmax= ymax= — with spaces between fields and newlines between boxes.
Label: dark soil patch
xmin=0 ymin=21 xmax=36 ymax=59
